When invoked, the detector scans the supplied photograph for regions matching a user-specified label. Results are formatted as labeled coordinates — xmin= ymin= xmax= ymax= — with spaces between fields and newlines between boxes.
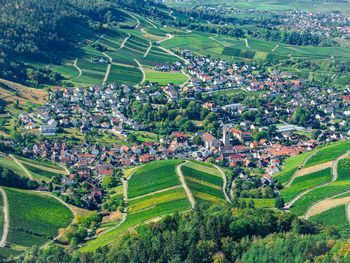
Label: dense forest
xmin=16 ymin=204 xmax=350 ymax=262
xmin=0 ymin=0 xmax=146 ymax=86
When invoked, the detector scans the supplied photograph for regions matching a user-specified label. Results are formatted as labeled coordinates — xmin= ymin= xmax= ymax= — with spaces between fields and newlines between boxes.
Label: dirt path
xmin=285 ymin=151 xmax=350 ymax=210
xmin=128 ymin=185 xmax=182 ymax=202
xmin=245 ymin=38 xmax=250 ymax=49
xmin=102 ymin=52 xmax=112 ymax=85
xmin=157 ymin=33 xmax=174 ymax=44
xmin=271 ymin=44 xmax=279 ymax=52
xmin=125 ymin=11 xmax=140 ymax=29
xmin=177 ymin=162 xmax=196 ymax=208
xmin=144 ymin=42 xmax=152 ymax=58
xmin=9 ymin=154 xmax=32 ymax=180
xmin=120 ymin=34 xmax=130 ymax=49
xmin=213 ymin=165 xmax=231 ymax=203
xmin=73 ymin=59 xmax=82 ymax=78
xmin=134 ymin=59 xmax=145 ymax=84
xmin=285 ymin=151 xmax=318 ymax=187
xmin=0 ymin=188 xmax=9 ymax=247
xmin=169 ymin=10 xmax=176 ymax=20
xmin=305 ymin=193 xmax=350 ymax=219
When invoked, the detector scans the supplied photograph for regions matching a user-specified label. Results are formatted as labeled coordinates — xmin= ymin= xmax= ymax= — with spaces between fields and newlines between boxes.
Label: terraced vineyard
xmin=310 ymin=205 xmax=349 ymax=229
xmin=2 ymin=188 xmax=72 ymax=255
xmin=181 ymin=161 xmax=225 ymax=204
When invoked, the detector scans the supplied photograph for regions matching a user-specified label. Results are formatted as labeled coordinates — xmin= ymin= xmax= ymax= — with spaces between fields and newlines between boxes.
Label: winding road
xmin=144 ymin=42 xmax=152 ymax=58
xmin=102 ymin=52 xmax=112 ymax=85
xmin=73 ymin=59 xmax=82 ymax=78
xmin=134 ymin=59 xmax=145 ymax=84
xmin=0 ymin=188 xmax=9 ymax=248
xmin=120 ymin=34 xmax=131 ymax=49
xmin=177 ymin=162 xmax=196 ymax=208
xmin=213 ymin=165 xmax=231 ymax=203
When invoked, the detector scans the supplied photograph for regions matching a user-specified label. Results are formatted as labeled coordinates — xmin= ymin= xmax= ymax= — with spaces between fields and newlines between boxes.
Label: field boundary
xmin=177 ymin=162 xmax=196 ymax=208
xmin=213 ymin=164 xmax=231 ymax=203
xmin=9 ymin=154 xmax=33 ymax=180
xmin=0 ymin=188 xmax=9 ymax=247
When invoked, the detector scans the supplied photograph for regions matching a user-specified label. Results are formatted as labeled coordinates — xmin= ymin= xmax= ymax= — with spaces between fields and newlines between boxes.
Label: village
xmin=13 ymin=49 xmax=350 ymax=209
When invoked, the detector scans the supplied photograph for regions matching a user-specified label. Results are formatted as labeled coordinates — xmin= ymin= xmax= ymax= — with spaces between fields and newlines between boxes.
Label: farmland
xmin=240 ymin=198 xmax=275 ymax=208
xmin=290 ymin=158 xmax=350 ymax=216
xmin=304 ymin=141 xmax=350 ymax=168
xmin=280 ymin=168 xmax=332 ymax=203
xmin=5 ymin=188 xmax=72 ymax=248
xmin=128 ymin=159 xmax=183 ymax=199
xmin=309 ymin=205 xmax=349 ymax=229
xmin=181 ymin=161 xmax=225 ymax=204
xmin=0 ymin=155 xmax=28 ymax=178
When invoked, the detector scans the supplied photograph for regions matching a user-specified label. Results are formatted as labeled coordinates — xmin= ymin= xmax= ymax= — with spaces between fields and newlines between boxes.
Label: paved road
xmin=0 ymin=188 xmax=9 ymax=248
xmin=213 ymin=165 xmax=231 ymax=203
xmin=144 ymin=41 xmax=152 ymax=58
xmin=102 ymin=52 xmax=112 ymax=85
xmin=177 ymin=162 xmax=196 ymax=208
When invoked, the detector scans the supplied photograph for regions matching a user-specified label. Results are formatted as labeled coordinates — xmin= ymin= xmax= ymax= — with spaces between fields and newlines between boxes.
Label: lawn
xmin=304 ymin=141 xmax=350 ymax=168
xmin=309 ymin=205 xmax=349 ymax=229
xmin=128 ymin=160 xmax=183 ymax=199
xmin=280 ymin=168 xmax=332 ymax=203
xmin=5 ymin=188 xmax=72 ymax=247
xmin=274 ymin=151 xmax=314 ymax=184
xmin=291 ymin=159 xmax=350 ymax=216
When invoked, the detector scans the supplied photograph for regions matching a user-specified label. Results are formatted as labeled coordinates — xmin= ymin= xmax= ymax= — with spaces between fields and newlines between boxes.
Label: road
xmin=213 ymin=165 xmax=231 ymax=203
xmin=144 ymin=41 xmax=152 ymax=58
xmin=285 ymin=151 xmax=317 ymax=187
xmin=134 ymin=59 xmax=145 ymax=84
xmin=120 ymin=34 xmax=130 ymax=49
xmin=271 ymin=44 xmax=279 ymax=52
xmin=102 ymin=52 xmax=113 ymax=85
xmin=73 ymin=59 xmax=82 ymax=78
xmin=0 ymin=188 xmax=9 ymax=248
xmin=245 ymin=38 xmax=250 ymax=49
xmin=177 ymin=162 xmax=196 ymax=208
xmin=285 ymin=151 xmax=350 ymax=210
xmin=9 ymin=154 xmax=32 ymax=180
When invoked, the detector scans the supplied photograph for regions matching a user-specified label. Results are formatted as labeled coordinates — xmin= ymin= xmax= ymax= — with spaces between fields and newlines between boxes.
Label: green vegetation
xmin=182 ymin=162 xmax=225 ymax=204
xmin=240 ymin=198 xmax=276 ymax=208
xmin=275 ymin=151 xmax=314 ymax=184
xmin=280 ymin=168 xmax=332 ymax=203
xmin=21 ymin=162 xmax=63 ymax=181
xmin=291 ymin=158 xmax=350 ymax=216
xmin=304 ymin=141 xmax=350 ymax=168
xmin=144 ymin=67 xmax=188 ymax=85
xmin=310 ymin=205 xmax=349 ymax=229
xmin=128 ymin=160 xmax=183 ymax=199
xmin=5 ymin=188 xmax=72 ymax=247
xmin=0 ymin=155 xmax=27 ymax=178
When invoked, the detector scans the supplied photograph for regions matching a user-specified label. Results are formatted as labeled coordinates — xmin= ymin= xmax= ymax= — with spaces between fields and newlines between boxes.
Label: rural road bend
xmin=213 ymin=165 xmax=231 ymax=203
xmin=0 ymin=188 xmax=9 ymax=247
xmin=177 ymin=162 xmax=196 ymax=208
xmin=244 ymin=38 xmax=250 ymax=49
xmin=285 ymin=151 xmax=350 ymax=210
xmin=9 ymin=154 xmax=33 ymax=180
xmin=144 ymin=42 xmax=152 ymax=58
xmin=120 ymin=34 xmax=130 ymax=49
xmin=134 ymin=59 xmax=146 ymax=84
xmin=73 ymin=59 xmax=82 ymax=78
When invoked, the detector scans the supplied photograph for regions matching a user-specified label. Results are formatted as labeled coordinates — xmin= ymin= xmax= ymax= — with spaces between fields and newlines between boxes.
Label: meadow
xmin=291 ymin=159 xmax=350 ymax=216
xmin=280 ymin=168 xmax=332 ymax=203
xmin=127 ymin=159 xmax=183 ymax=199
xmin=5 ymin=188 xmax=72 ymax=247
xmin=275 ymin=151 xmax=314 ymax=184
xmin=304 ymin=141 xmax=350 ymax=168
xmin=309 ymin=205 xmax=349 ymax=229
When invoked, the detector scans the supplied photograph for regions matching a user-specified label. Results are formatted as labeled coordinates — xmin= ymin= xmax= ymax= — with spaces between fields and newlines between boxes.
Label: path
xmin=213 ymin=165 xmax=231 ymax=203
xmin=144 ymin=42 xmax=152 ymax=58
xmin=158 ymin=45 xmax=189 ymax=64
xmin=128 ymin=185 xmax=182 ymax=202
xmin=102 ymin=52 xmax=112 ymax=85
xmin=285 ymin=151 xmax=317 ymax=187
xmin=209 ymin=36 xmax=227 ymax=47
xmin=177 ymin=162 xmax=196 ymax=208
xmin=134 ymin=59 xmax=145 ymax=84
xmin=285 ymin=151 xmax=350 ymax=210
xmin=179 ymin=69 xmax=191 ymax=88
xmin=120 ymin=34 xmax=130 ymax=49
xmin=244 ymin=38 xmax=250 ymax=49
xmin=157 ymin=33 xmax=174 ymax=44
xmin=0 ymin=188 xmax=9 ymax=247
xmin=125 ymin=11 xmax=140 ymax=29
xmin=9 ymin=154 xmax=32 ymax=180
xmin=271 ymin=44 xmax=279 ymax=52
xmin=169 ymin=10 xmax=176 ymax=20
xmin=19 ymin=160 xmax=68 ymax=175
xmin=73 ymin=59 xmax=82 ymax=78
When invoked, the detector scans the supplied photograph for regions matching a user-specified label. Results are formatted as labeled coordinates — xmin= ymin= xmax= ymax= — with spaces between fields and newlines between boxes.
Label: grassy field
xmin=291 ymin=158 xmax=350 ymax=216
xmin=280 ymin=168 xmax=332 ymax=203
xmin=0 ymin=155 xmax=28 ymax=178
xmin=239 ymin=198 xmax=276 ymax=208
xmin=14 ymin=155 xmax=65 ymax=171
xmin=309 ymin=205 xmax=349 ymax=229
xmin=128 ymin=160 xmax=183 ymax=199
xmin=275 ymin=151 xmax=314 ymax=184
xmin=144 ymin=66 xmax=188 ymax=85
xmin=5 ymin=188 xmax=72 ymax=247
xmin=182 ymin=162 xmax=225 ymax=204
xmin=21 ymin=162 xmax=62 ymax=181
xmin=304 ymin=141 xmax=350 ymax=168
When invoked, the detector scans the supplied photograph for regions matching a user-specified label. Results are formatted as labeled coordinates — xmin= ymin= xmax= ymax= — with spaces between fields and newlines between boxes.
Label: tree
xmin=275 ymin=196 xmax=285 ymax=210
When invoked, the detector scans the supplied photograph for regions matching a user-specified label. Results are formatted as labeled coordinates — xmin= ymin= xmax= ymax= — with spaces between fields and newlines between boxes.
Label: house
xmin=202 ymin=132 xmax=220 ymax=149
xmin=40 ymin=124 xmax=57 ymax=135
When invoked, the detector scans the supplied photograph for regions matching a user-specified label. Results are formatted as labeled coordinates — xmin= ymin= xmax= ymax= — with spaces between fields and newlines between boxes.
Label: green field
xmin=304 ymin=141 xmax=350 ymax=168
xmin=280 ymin=168 xmax=332 ymax=203
xmin=14 ymin=155 xmax=66 ymax=171
xmin=21 ymin=162 xmax=62 ymax=182
xmin=240 ymin=198 xmax=276 ymax=208
xmin=309 ymin=205 xmax=349 ymax=229
xmin=275 ymin=151 xmax=314 ymax=184
xmin=182 ymin=162 xmax=225 ymax=204
xmin=291 ymin=158 xmax=350 ymax=216
xmin=5 ymin=188 xmax=72 ymax=248
xmin=128 ymin=160 xmax=183 ymax=199
xmin=0 ymin=155 xmax=27 ymax=178
xmin=144 ymin=66 xmax=188 ymax=85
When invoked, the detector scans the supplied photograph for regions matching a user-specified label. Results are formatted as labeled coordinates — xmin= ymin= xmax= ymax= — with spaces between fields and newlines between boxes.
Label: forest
xmin=16 ymin=204 xmax=350 ymax=262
